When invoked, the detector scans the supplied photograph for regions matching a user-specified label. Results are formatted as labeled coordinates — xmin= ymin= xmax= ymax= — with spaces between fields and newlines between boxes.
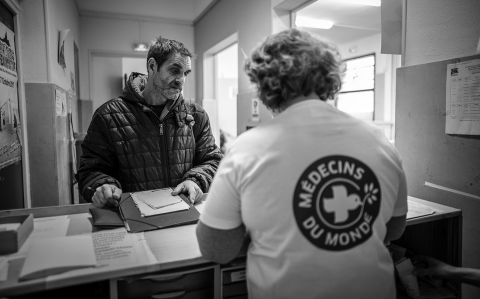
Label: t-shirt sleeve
xmin=393 ymin=166 xmax=408 ymax=217
xmin=199 ymin=152 xmax=242 ymax=230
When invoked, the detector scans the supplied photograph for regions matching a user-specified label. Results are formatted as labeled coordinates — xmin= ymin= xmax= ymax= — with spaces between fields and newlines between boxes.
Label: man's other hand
xmin=92 ymin=184 xmax=122 ymax=208
xmin=172 ymin=180 xmax=203 ymax=204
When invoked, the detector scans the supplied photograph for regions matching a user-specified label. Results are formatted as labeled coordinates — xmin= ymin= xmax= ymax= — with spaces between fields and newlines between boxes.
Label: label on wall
xmin=251 ymin=97 xmax=260 ymax=122
xmin=0 ymin=19 xmax=20 ymax=170
xmin=55 ymin=88 xmax=67 ymax=117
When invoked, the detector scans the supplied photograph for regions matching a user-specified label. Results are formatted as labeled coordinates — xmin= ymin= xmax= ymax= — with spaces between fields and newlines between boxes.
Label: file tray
xmin=119 ymin=193 xmax=200 ymax=233
xmin=0 ymin=214 xmax=34 ymax=255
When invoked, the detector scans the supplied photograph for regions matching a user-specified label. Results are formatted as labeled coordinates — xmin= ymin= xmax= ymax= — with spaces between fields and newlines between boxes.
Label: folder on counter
xmin=118 ymin=190 xmax=200 ymax=233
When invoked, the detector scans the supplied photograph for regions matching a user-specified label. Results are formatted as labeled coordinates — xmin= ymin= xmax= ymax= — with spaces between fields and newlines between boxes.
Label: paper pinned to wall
xmin=446 ymin=59 xmax=480 ymax=135
xmin=58 ymin=29 xmax=69 ymax=69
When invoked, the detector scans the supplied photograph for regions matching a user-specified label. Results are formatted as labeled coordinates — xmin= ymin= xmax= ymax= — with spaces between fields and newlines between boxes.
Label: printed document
xmin=446 ymin=59 xmax=480 ymax=134
xmin=46 ymin=228 xmax=157 ymax=287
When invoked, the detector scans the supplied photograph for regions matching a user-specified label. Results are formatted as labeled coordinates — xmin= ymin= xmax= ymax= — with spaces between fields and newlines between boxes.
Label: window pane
xmin=341 ymin=55 xmax=375 ymax=92
xmin=345 ymin=56 xmax=375 ymax=70
xmin=336 ymin=91 xmax=374 ymax=121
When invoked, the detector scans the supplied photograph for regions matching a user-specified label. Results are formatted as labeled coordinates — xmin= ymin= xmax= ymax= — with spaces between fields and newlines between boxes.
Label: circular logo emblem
xmin=293 ymin=155 xmax=381 ymax=251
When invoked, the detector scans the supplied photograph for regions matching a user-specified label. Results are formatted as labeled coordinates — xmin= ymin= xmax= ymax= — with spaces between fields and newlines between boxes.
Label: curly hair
xmin=244 ymin=28 xmax=343 ymax=113
xmin=147 ymin=36 xmax=195 ymax=70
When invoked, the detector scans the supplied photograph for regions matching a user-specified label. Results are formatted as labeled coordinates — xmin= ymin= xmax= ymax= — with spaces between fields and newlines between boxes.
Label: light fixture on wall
xmin=295 ymin=17 xmax=333 ymax=29
xmin=133 ymin=21 xmax=148 ymax=52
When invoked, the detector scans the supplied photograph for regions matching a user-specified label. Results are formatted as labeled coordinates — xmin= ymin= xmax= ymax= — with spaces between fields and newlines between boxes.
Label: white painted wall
xmin=195 ymin=0 xmax=272 ymax=99
xmin=45 ymin=0 xmax=80 ymax=92
xmin=77 ymin=0 xmax=198 ymax=21
xmin=79 ymin=16 xmax=195 ymax=102
xmin=405 ymin=0 xmax=480 ymax=66
xmin=195 ymin=0 xmax=272 ymax=135
xmin=20 ymin=0 xmax=79 ymax=88
xmin=19 ymin=0 xmax=48 ymax=83
xmin=92 ymin=56 xmax=122 ymax=112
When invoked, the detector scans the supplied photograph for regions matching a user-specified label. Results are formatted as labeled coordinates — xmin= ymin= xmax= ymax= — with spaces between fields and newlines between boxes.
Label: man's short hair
xmin=147 ymin=36 xmax=194 ymax=70
xmin=244 ymin=28 xmax=343 ymax=113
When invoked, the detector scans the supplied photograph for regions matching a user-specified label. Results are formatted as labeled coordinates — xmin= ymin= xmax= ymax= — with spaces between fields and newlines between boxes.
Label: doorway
xmin=214 ymin=43 xmax=238 ymax=152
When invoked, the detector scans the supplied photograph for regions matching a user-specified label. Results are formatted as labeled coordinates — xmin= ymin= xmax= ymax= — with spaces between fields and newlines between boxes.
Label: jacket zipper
xmin=159 ymin=122 xmax=171 ymax=186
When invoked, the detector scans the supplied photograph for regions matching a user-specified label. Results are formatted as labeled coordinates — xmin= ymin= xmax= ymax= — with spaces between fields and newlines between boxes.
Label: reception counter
xmin=0 ymin=196 xmax=462 ymax=299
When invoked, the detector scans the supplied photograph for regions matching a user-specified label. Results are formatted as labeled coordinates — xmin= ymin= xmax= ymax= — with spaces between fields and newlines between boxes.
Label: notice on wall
xmin=251 ymin=97 xmax=260 ymax=122
xmin=0 ymin=20 xmax=20 ymax=170
xmin=55 ymin=88 xmax=67 ymax=117
xmin=446 ymin=59 xmax=480 ymax=135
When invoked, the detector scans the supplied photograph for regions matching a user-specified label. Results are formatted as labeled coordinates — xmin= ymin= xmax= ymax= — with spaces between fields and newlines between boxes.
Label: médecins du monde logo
xmin=293 ymin=155 xmax=381 ymax=251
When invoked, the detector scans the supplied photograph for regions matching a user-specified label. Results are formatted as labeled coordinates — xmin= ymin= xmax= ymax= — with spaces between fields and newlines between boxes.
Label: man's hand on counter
xmin=92 ymin=184 xmax=122 ymax=208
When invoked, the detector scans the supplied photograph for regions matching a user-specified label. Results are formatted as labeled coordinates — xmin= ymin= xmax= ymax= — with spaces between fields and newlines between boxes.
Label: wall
xmin=195 ymin=0 xmax=273 ymax=136
xmin=401 ymin=1 xmax=480 ymax=298
xmin=79 ymin=16 xmax=195 ymax=107
xmin=404 ymin=0 xmax=480 ymax=67
xmin=19 ymin=0 xmax=47 ymax=83
xmin=46 ymin=0 xmax=80 ymax=91
xmin=195 ymin=0 xmax=272 ymax=99
xmin=18 ymin=0 xmax=80 ymax=207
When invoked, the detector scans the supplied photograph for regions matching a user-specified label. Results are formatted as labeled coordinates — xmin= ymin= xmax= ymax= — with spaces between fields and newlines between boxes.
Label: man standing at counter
xmin=77 ymin=36 xmax=223 ymax=208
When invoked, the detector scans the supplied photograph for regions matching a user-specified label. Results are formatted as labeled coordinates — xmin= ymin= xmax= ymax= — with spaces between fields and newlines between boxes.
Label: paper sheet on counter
xmin=46 ymin=228 xmax=157 ymax=287
xmin=407 ymin=201 xmax=435 ymax=219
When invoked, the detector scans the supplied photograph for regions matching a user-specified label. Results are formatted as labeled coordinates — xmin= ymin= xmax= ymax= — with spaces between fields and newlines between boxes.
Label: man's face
xmin=152 ymin=52 xmax=191 ymax=101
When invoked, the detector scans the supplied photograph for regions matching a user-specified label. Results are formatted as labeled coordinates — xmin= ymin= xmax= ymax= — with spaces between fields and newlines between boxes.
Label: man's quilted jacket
xmin=76 ymin=72 xmax=223 ymax=202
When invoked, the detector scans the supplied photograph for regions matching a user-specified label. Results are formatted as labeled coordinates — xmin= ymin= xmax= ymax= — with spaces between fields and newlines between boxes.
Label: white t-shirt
xmin=200 ymin=100 xmax=408 ymax=299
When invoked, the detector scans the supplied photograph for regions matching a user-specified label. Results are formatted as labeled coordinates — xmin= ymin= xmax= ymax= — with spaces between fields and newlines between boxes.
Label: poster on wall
xmin=0 ymin=19 xmax=21 ymax=170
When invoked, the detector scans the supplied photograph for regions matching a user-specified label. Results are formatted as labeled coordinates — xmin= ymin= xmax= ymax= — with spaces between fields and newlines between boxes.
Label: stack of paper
xmin=136 ymin=189 xmax=183 ymax=209
xmin=132 ymin=189 xmax=190 ymax=217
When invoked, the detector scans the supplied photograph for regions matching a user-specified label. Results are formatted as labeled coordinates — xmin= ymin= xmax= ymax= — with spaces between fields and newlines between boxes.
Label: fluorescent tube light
xmin=338 ymin=0 xmax=381 ymax=6
xmin=295 ymin=17 xmax=333 ymax=29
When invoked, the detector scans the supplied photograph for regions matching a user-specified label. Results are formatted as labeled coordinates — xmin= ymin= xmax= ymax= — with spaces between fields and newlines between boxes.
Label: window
xmin=336 ymin=54 xmax=375 ymax=121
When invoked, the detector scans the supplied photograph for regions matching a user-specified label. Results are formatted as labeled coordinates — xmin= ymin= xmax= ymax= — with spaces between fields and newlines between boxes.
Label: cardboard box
xmin=0 ymin=214 xmax=34 ymax=255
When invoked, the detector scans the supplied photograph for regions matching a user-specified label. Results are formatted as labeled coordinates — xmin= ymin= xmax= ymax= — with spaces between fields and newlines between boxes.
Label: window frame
xmin=336 ymin=53 xmax=376 ymax=121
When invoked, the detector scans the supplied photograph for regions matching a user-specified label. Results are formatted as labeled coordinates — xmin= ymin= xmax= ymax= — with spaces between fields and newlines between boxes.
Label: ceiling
xmin=296 ymin=0 xmax=381 ymax=45
xmin=75 ymin=0 xmax=216 ymax=23
xmin=74 ymin=0 xmax=380 ymax=44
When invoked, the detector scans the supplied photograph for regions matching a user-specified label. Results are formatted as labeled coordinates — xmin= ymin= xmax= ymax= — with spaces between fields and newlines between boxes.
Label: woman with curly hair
xmin=197 ymin=28 xmax=407 ymax=299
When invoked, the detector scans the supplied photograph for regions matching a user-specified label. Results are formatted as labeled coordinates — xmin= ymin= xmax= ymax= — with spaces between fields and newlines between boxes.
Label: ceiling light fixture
xmin=133 ymin=21 xmax=148 ymax=52
xmin=338 ymin=0 xmax=381 ymax=6
xmin=295 ymin=17 xmax=333 ymax=29
xmin=133 ymin=43 xmax=148 ymax=52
